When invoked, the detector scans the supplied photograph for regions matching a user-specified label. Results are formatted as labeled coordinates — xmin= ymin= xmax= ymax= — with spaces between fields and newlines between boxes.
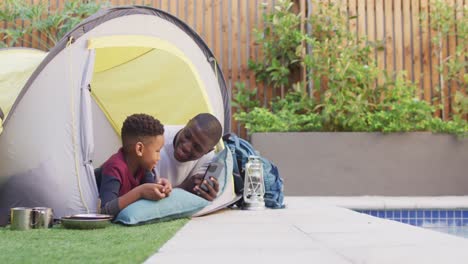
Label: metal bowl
xmin=61 ymin=216 xmax=111 ymax=230
xmin=70 ymin=214 xmax=112 ymax=220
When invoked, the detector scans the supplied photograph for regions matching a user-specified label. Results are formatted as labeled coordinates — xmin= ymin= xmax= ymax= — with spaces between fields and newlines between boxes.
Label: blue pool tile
xmin=394 ymin=211 xmax=401 ymax=218
xmin=424 ymin=210 xmax=432 ymax=218
xmin=440 ymin=210 xmax=447 ymax=218
xmin=463 ymin=219 xmax=468 ymax=226
xmin=417 ymin=210 xmax=424 ymax=218
xmin=422 ymin=220 xmax=433 ymax=227
xmin=354 ymin=209 xmax=468 ymax=227
xmin=438 ymin=220 xmax=448 ymax=227
xmin=402 ymin=210 xmax=408 ymax=218
xmin=463 ymin=211 xmax=468 ymax=218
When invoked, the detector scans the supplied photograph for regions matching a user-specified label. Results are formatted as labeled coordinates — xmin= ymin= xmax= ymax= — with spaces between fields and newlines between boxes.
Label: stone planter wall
xmin=251 ymin=132 xmax=468 ymax=196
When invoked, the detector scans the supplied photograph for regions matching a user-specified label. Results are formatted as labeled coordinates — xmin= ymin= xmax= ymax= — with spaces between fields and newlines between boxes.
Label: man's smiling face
xmin=173 ymin=121 xmax=215 ymax=162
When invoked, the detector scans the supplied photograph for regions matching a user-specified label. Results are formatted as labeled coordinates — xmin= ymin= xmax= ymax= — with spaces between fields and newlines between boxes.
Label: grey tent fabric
xmin=0 ymin=6 xmax=231 ymax=226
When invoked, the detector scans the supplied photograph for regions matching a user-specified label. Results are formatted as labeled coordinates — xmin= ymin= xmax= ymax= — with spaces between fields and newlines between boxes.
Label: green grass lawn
xmin=0 ymin=219 xmax=188 ymax=264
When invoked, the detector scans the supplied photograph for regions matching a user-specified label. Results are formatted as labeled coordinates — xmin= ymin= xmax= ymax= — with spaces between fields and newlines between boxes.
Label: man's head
xmin=173 ymin=113 xmax=222 ymax=162
xmin=121 ymin=114 xmax=165 ymax=171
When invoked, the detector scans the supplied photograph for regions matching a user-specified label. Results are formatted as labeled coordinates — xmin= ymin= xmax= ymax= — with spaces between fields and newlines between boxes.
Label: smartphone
xmin=200 ymin=161 xmax=223 ymax=192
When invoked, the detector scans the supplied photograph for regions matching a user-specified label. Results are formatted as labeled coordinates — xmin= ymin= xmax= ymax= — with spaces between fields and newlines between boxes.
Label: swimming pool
xmin=356 ymin=209 xmax=468 ymax=239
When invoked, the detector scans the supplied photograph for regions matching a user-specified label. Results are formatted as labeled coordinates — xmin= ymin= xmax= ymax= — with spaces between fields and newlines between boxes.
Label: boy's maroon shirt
xmin=101 ymin=148 xmax=145 ymax=196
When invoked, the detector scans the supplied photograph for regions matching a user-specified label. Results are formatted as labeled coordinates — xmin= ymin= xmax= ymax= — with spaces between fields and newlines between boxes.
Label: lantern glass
xmin=243 ymin=156 xmax=265 ymax=210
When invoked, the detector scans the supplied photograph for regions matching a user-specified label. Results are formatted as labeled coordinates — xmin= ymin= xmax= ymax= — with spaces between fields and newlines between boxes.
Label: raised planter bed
xmin=251 ymin=132 xmax=468 ymax=196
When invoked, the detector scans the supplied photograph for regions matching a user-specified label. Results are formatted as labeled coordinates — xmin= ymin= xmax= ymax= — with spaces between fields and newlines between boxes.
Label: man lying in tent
xmin=98 ymin=114 xmax=172 ymax=216
xmin=154 ymin=113 xmax=222 ymax=202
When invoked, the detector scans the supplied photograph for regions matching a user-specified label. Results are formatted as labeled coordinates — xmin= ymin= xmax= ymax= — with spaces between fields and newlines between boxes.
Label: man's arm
xmin=177 ymin=173 xmax=219 ymax=201
xmin=176 ymin=173 xmax=204 ymax=193
xmin=190 ymin=152 xmax=214 ymax=176
xmin=175 ymin=151 xmax=213 ymax=192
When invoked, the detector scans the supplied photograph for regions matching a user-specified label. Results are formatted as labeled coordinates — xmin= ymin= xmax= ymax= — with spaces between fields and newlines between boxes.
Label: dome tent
xmin=0 ymin=6 xmax=231 ymax=224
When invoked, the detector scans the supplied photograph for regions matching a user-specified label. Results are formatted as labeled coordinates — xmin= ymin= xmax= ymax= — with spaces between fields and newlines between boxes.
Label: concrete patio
xmin=145 ymin=197 xmax=468 ymax=264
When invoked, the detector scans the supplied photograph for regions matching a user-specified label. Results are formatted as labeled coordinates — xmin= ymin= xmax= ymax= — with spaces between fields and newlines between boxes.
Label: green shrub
xmin=248 ymin=0 xmax=303 ymax=91
xmin=0 ymin=0 xmax=106 ymax=50
xmin=233 ymin=0 xmax=467 ymax=136
xmin=427 ymin=0 xmax=468 ymax=120
xmin=236 ymin=89 xmax=322 ymax=132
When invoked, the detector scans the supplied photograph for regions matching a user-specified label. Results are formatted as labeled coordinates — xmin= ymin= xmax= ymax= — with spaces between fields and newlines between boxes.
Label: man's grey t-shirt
xmin=153 ymin=125 xmax=214 ymax=186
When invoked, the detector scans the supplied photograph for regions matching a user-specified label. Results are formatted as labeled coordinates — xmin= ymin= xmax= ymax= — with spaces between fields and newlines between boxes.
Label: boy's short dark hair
xmin=121 ymin=114 xmax=164 ymax=148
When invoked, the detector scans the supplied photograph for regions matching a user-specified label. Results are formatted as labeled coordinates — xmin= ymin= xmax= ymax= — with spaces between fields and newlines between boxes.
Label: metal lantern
xmin=243 ymin=156 xmax=265 ymax=210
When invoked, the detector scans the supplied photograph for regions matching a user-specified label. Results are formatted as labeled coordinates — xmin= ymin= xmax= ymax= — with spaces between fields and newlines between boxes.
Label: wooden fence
xmin=2 ymin=0 xmax=466 ymax=135
xmin=343 ymin=0 xmax=466 ymax=121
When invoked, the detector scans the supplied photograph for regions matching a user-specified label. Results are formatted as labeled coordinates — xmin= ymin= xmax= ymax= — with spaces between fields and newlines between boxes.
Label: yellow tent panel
xmin=93 ymin=47 xmax=153 ymax=73
xmin=89 ymin=35 xmax=213 ymax=134
xmin=91 ymin=47 xmax=211 ymax=133
xmin=0 ymin=48 xmax=46 ymax=134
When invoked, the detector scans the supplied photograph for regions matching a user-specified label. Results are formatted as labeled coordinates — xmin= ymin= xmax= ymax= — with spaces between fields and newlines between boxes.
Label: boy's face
xmin=139 ymin=135 xmax=165 ymax=171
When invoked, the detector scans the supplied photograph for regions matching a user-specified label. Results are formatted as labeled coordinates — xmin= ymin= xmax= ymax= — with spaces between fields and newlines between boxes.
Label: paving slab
xmin=144 ymin=197 xmax=468 ymax=264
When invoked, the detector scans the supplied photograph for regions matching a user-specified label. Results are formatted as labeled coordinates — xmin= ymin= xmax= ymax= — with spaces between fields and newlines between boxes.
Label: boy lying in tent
xmin=98 ymin=114 xmax=171 ymax=216
xmin=97 ymin=113 xmax=222 ymax=216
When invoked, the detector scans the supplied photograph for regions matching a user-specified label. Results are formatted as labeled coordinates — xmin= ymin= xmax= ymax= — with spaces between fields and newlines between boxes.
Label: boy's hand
xmin=139 ymin=183 xmax=167 ymax=200
xmin=157 ymin=178 xmax=172 ymax=196
xmin=194 ymin=177 xmax=219 ymax=201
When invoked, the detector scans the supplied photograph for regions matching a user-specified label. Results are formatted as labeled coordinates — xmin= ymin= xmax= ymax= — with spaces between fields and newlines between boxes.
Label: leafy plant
xmin=0 ymin=0 xmax=106 ymax=50
xmin=366 ymin=73 xmax=435 ymax=132
xmin=248 ymin=0 xmax=304 ymax=92
xmin=236 ymin=90 xmax=322 ymax=132
xmin=427 ymin=0 xmax=467 ymax=120
xmin=233 ymin=0 xmax=467 ymax=136
xmin=231 ymin=82 xmax=260 ymax=113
